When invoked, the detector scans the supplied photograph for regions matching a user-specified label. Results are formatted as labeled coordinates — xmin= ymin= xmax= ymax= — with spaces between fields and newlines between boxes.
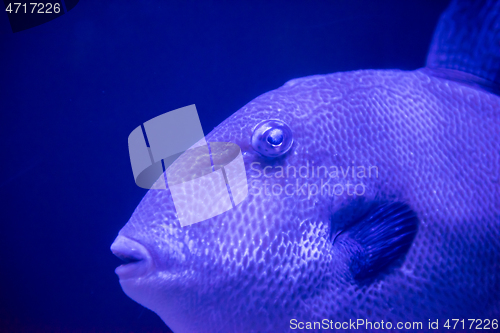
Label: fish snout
xmin=111 ymin=235 xmax=153 ymax=280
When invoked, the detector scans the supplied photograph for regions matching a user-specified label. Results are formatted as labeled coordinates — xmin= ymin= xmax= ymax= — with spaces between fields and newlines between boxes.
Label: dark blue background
xmin=0 ymin=1 xmax=450 ymax=331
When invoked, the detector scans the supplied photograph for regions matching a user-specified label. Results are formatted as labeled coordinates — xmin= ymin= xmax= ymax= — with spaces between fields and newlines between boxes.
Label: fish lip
xmin=111 ymin=235 xmax=153 ymax=280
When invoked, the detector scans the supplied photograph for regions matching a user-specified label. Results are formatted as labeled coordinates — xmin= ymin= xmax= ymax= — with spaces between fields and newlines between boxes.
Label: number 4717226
xmin=443 ymin=319 xmax=498 ymax=330
xmin=5 ymin=3 xmax=61 ymax=14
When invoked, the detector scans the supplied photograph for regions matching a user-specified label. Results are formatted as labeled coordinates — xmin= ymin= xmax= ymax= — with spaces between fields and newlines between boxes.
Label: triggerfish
xmin=112 ymin=0 xmax=500 ymax=331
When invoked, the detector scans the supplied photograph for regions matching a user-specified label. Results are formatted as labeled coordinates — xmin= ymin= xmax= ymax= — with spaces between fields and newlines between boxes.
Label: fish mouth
xmin=111 ymin=236 xmax=153 ymax=280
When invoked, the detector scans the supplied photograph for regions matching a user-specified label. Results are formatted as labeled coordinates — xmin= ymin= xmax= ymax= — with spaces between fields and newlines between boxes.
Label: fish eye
xmin=251 ymin=119 xmax=293 ymax=157
xmin=267 ymin=129 xmax=284 ymax=146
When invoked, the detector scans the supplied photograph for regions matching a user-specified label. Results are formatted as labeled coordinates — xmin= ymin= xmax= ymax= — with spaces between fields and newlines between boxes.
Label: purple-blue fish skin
xmin=112 ymin=1 xmax=500 ymax=332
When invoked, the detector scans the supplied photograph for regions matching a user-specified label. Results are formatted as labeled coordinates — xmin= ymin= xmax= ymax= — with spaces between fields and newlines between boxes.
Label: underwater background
xmin=0 ymin=0 xmax=450 ymax=332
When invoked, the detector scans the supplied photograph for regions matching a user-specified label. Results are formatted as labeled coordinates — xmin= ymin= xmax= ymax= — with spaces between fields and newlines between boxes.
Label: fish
xmin=111 ymin=0 xmax=500 ymax=332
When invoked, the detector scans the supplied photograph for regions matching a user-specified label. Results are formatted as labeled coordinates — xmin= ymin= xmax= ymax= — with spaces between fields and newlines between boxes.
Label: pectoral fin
xmin=332 ymin=200 xmax=419 ymax=283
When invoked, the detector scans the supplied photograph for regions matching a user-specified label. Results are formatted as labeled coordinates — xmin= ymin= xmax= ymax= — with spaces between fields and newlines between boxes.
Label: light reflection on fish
xmin=111 ymin=1 xmax=500 ymax=332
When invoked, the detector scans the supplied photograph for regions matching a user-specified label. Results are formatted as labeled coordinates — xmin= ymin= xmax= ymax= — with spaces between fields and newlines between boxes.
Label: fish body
xmin=112 ymin=1 xmax=500 ymax=332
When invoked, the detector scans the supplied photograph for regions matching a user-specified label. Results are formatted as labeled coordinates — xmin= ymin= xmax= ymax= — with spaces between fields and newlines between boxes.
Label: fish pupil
xmin=267 ymin=129 xmax=284 ymax=146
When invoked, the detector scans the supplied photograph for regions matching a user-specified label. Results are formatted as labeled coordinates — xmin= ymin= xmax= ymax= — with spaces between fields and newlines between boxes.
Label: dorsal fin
xmin=426 ymin=0 xmax=500 ymax=92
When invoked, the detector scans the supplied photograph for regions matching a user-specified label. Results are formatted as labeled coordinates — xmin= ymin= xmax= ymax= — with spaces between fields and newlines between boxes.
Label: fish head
xmin=111 ymin=76 xmax=345 ymax=330
xmin=111 ymin=69 xmax=500 ymax=332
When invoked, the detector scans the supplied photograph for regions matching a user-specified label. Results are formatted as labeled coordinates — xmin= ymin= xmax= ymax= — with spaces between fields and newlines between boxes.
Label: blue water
xmin=0 ymin=1 xmax=450 ymax=331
